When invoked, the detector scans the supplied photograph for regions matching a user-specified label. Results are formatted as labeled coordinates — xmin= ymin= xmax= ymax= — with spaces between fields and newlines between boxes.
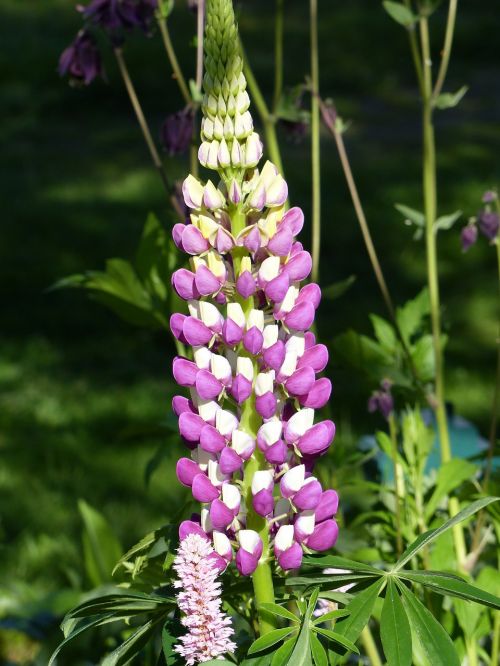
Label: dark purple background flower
xmin=79 ymin=0 xmax=157 ymax=37
xmin=482 ymin=190 xmax=497 ymax=204
xmin=478 ymin=210 xmax=499 ymax=241
xmin=368 ymin=380 xmax=394 ymax=421
xmin=58 ymin=30 xmax=103 ymax=85
xmin=161 ymin=108 xmax=194 ymax=156
xmin=460 ymin=224 xmax=477 ymax=252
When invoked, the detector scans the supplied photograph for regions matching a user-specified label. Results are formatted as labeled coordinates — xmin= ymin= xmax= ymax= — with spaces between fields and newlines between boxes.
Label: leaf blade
xmin=380 ymin=579 xmax=412 ymax=666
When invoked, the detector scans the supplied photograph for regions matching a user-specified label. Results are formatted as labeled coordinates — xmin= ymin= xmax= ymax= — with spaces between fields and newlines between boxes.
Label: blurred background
xmin=1 ymin=0 xmax=499 ymax=662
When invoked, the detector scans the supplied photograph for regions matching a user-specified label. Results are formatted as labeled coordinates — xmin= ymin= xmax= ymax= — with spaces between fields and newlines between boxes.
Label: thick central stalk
xmin=230 ymin=205 xmax=277 ymax=636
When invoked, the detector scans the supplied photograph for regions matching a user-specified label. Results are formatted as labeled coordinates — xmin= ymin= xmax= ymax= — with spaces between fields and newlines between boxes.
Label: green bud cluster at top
xmin=199 ymin=0 xmax=263 ymax=175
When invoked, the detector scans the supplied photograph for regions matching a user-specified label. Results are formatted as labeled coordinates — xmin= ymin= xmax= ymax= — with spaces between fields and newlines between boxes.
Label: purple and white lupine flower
xmin=171 ymin=0 xmax=339 ymax=579
xmin=173 ymin=531 xmax=236 ymax=664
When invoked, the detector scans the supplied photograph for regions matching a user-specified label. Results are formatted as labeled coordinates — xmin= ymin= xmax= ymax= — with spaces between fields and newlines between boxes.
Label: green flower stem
xmin=419 ymin=16 xmax=467 ymax=571
xmin=230 ymin=205 xmax=277 ymax=636
xmin=402 ymin=0 xmax=424 ymax=94
xmin=310 ymin=0 xmax=321 ymax=284
xmin=388 ymin=414 xmax=403 ymax=557
xmin=113 ymin=47 xmax=171 ymax=196
xmin=492 ymin=608 xmax=500 ymax=666
xmin=273 ymin=0 xmax=284 ymax=113
xmin=239 ymin=39 xmax=285 ymax=177
xmin=157 ymin=16 xmax=191 ymax=105
xmin=360 ymin=626 xmax=383 ymax=666
xmin=431 ymin=0 xmax=458 ymax=101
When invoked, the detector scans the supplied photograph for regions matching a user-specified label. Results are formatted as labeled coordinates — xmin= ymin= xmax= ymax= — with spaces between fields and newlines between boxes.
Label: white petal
xmin=192 ymin=446 xmax=216 ymax=471
xmin=232 ymin=429 xmax=254 ymax=455
xmin=263 ymin=325 xmax=279 ymax=348
xmin=211 ymin=354 xmax=232 ymax=381
xmin=196 ymin=399 xmax=220 ymax=423
xmin=282 ymin=465 xmax=306 ymax=494
xmin=216 ymin=409 xmax=239 ymax=437
xmin=258 ymin=419 xmax=283 ymax=445
xmin=295 ymin=510 xmax=315 ymax=536
xmin=286 ymin=333 xmax=306 ymax=358
xmin=201 ymin=507 xmax=212 ymax=532
xmin=255 ymin=371 xmax=275 ymax=396
xmin=222 ymin=483 xmax=241 ymax=511
xmin=237 ymin=357 xmax=254 ymax=382
xmin=213 ymin=531 xmax=232 ymax=557
xmin=259 ymin=256 xmax=281 ymax=284
xmin=227 ymin=302 xmax=246 ymax=328
xmin=251 ymin=470 xmax=274 ymax=495
xmin=193 ymin=346 xmax=212 ymax=370
xmin=275 ymin=524 xmax=295 ymax=551
xmin=287 ymin=408 xmax=315 ymax=438
xmin=238 ymin=529 xmax=261 ymax=554
xmin=247 ymin=309 xmax=265 ymax=332
xmin=208 ymin=459 xmax=226 ymax=486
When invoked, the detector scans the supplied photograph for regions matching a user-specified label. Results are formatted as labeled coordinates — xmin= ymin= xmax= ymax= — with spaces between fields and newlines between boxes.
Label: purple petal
xmin=297 ymin=344 xmax=329 ymax=372
xmin=182 ymin=317 xmax=213 ymax=346
xmin=305 ymin=331 xmax=316 ymax=349
xmin=199 ymin=424 xmax=226 ymax=453
xmin=306 ymin=519 xmax=339 ymax=551
xmin=267 ymin=226 xmax=293 ymax=256
xmin=195 ymin=369 xmax=223 ymax=400
xmin=178 ymin=412 xmax=206 ymax=442
xmin=194 ymin=265 xmax=221 ymax=296
xmin=297 ymin=420 xmax=335 ymax=456
xmin=172 ymin=268 xmax=197 ymax=300
xmin=176 ymin=458 xmax=201 ymax=486
xmin=265 ymin=272 xmax=290 ymax=303
xmin=299 ymin=378 xmax=332 ymax=409
xmin=281 ymin=207 xmax=304 ymax=236
xmin=264 ymin=440 xmax=288 ymax=465
xmin=216 ymin=228 xmax=234 ymax=253
xmin=173 ymin=358 xmax=198 ymax=387
xmin=316 ymin=489 xmax=339 ymax=523
xmin=179 ymin=519 xmax=208 ymax=541
xmin=170 ymin=313 xmax=187 ymax=342
xmin=210 ymin=498 xmax=234 ymax=530
xmin=172 ymin=395 xmax=196 ymax=416
xmin=263 ymin=340 xmax=286 ymax=371
xmin=222 ymin=319 xmax=243 ymax=346
xmin=230 ymin=374 xmax=253 ymax=404
xmin=243 ymin=226 xmax=261 ymax=253
xmin=243 ymin=326 xmax=264 ymax=355
xmin=235 ymin=549 xmax=259 ymax=576
xmin=284 ymin=301 xmax=316 ymax=331
xmin=219 ymin=447 xmax=243 ymax=474
xmin=283 ymin=251 xmax=312 ymax=282
xmin=297 ymin=283 xmax=321 ymax=309
xmin=192 ymin=473 xmax=220 ymax=502
xmin=293 ymin=479 xmax=322 ymax=510
xmin=236 ymin=271 xmax=256 ymax=299
xmin=172 ymin=223 xmax=186 ymax=248
xmin=253 ymin=489 xmax=275 ymax=517
xmin=181 ymin=225 xmax=209 ymax=254
xmin=207 ymin=551 xmax=228 ymax=573
xmin=277 ymin=543 xmax=303 ymax=570
xmin=255 ymin=392 xmax=277 ymax=419
xmin=285 ymin=366 xmax=316 ymax=396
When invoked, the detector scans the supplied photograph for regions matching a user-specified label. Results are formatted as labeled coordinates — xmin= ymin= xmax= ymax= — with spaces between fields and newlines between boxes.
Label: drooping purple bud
xmin=264 ymin=440 xmax=287 ymax=464
xmin=277 ymin=543 xmax=303 ymax=570
xmin=58 ymin=31 xmax=104 ymax=86
xmin=482 ymin=190 xmax=497 ymax=203
xmin=243 ymin=327 xmax=264 ymax=355
xmin=192 ymin=473 xmax=220 ymax=502
xmin=219 ymin=447 xmax=243 ymax=474
xmin=235 ymin=549 xmax=259 ymax=576
xmin=267 ymin=226 xmax=294 ymax=256
xmin=160 ymin=108 xmax=194 ymax=156
xmin=285 ymin=366 xmax=316 ymax=396
xmin=172 ymin=395 xmax=196 ymax=416
xmin=478 ymin=210 xmax=499 ymax=241
xmin=265 ymin=272 xmax=290 ymax=303
xmin=315 ymin=489 xmax=339 ymax=523
xmin=305 ymin=519 xmax=339 ymax=551
xmin=281 ymin=207 xmax=304 ymax=236
xmin=172 ymin=223 xmax=186 ymax=248
xmin=170 ymin=313 xmax=188 ymax=342
xmin=176 ymin=458 xmax=202 ymax=487
xmin=296 ymin=420 xmax=335 ymax=456
xmin=293 ymin=479 xmax=322 ymax=511
xmin=297 ymin=344 xmax=329 ymax=372
xmin=460 ymin=224 xmax=477 ymax=252
xmin=181 ymin=225 xmax=209 ymax=254
xmin=236 ymin=271 xmax=256 ymax=299
xmin=299 ymin=378 xmax=332 ymax=409
xmin=368 ymin=382 xmax=394 ymax=421
xmin=296 ymin=283 xmax=322 ymax=310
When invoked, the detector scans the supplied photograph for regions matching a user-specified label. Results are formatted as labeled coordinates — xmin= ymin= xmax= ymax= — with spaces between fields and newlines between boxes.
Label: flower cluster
xmin=173 ymin=532 xmax=236 ymax=665
xmin=461 ymin=190 xmax=499 ymax=252
xmin=171 ymin=0 xmax=338 ymax=578
xmin=79 ymin=0 xmax=158 ymax=37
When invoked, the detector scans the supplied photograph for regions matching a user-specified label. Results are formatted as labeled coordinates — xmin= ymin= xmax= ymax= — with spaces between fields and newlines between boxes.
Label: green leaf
xmin=434 ymin=85 xmax=468 ymax=110
xmin=382 ymin=1 xmax=417 ymax=26
xmin=286 ymin=573 xmax=376 ymax=589
xmin=302 ymin=555 xmax=381 ymax=575
xmin=434 ymin=210 xmax=462 ymax=232
xmin=424 ymin=459 xmax=477 ymax=521
xmin=313 ymin=609 xmax=350 ymax=625
xmin=259 ymin=602 xmax=300 ymax=623
xmin=329 ymin=580 xmax=383 ymax=665
xmin=64 ymin=593 xmax=173 ymax=621
xmin=49 ymin=614 xmax=116 ymax=665
xmin=332 ymin=330 xmax=394 ymax=383
xmin=395 ymin=203 xmax=425 ymax=227
xmin=398 ymin=571 xmax=500 ymax=609
xmin=380 ymin=579 xmax=412 ymax=666
xmin=370 ymin=314 xmax=397 ymax=352
xmin=78 ymin=499 xmax=122 ymax=587
xmin=271 ymin=637 xmax=297 ymax=666
xmin=393 ymin=496 xmax=499 ymax=571
xmin=287 ymin=616 xmax=312 ymax=666
xmin=395 ymin=288 xmax=430 ymax=344
xmin=322 ymin=275 xmax=356 ymax=300
xmin=101 ymin=615 xmax=165 ymax=665
xmin=113 ymin=524 xmax=177 ymax=576
xmin=313 ymin=627 xmax=359 ymax=654
xmin=398 ymin=583 xmax=459 ymax=666
xmin=247 ymin=627 xmax=296 ymax=655
xmin=411 ymin=334 xmax=435 ymax=382
xmin=310 ymin=632 xmax=328 ymax=666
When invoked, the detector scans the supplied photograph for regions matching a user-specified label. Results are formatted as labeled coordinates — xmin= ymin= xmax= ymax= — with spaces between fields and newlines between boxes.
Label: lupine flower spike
xmin=172 ymin=0 xmax=338 ymax=595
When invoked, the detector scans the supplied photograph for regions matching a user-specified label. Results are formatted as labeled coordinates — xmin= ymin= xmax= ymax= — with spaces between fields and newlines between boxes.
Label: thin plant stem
xmin=492 ymin=610 xmax=500 ymax=666
xmin=273 ymin=0 xmax=284 ymax=113
xmin=239 ymin=39 xmax=285 ymax=176
xmin=419 ymin=9 xmax=468 ymax=573
xmin=310 ymin=0 xmax=321 ymax=283
xmin=432 ymin=0 xmax=458 ymax=101
xmin=113 ymin=47 xmax=171 ymax=195
xmin=402 ymin=0 xmax=424 ymax=94
xmin=360 ymin=626 xmax=383 ymax=666
xmin=196 ymin=0 xmax=205 ymax=92
xmin=388 ymin=414 xmax=403 ymax=557
xmin=157 ymin=16 xmax=192 ymax=105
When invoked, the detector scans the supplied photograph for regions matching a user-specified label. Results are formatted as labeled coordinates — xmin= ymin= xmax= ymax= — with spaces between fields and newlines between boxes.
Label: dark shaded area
xmin=0 ymin=0 xmax=499 ymax=659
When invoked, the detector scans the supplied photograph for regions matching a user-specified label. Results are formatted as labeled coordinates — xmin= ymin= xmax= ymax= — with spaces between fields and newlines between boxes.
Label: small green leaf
xmin=313 ymin=627 xmax=359 ymax=654
xmin=49 ymin=614 xmax=116 ymax=665
xmin=313 ymin=609 xmax=350 ymax=625
xmin=247 ymin=627 xmax=296 ymax=655
xmin=287 ymin=594 xmax=316 ymax=666
xmin=380 ymin=579 xmax=412 ymax=666
xmin=393 ymin=496 xmax=499 ymax=571
xmin=322 ymin=275 xmax=356 ymax=300
xmin=395 ymin=288 xmax=430 ymax=344
xmin=370 ymin=314 xmax=397 ymax=352
xmin=302 ymin=555 xmax=381 ymax=575
xmin=259 ymin=602 xmax=300 ymax=623
xmin=398 ymin=583 xmax=460 ymax=666
xmin=310 ymin=633 xmax=328 ymax=666
xmin=434 ymin=210 xmax=462 ymax=232
xmin=329 ymin=580 xmax=384 ymax=665
xmin=398 ymin=571 xmax=500 ymax=610
xmin=395 ymin=203 xmax=425 ymax=227
xmin=78 ymin=500 xmax=122 ymax=587
xmin=271 ymin=637 xmax=296 ymax=666
xmin=102 ymin=616 xmax=165 ymax=666
xmin=434 ymin=85 xmax=468 ymax=110
xmin=383 ymin=1 xmax=417 ymax=26
xmin=424 ymin=459 xmax=477 ymax=521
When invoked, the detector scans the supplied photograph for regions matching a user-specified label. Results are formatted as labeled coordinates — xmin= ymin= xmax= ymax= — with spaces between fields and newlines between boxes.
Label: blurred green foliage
xmin=1 ymin=0 xmax=499 ymax=662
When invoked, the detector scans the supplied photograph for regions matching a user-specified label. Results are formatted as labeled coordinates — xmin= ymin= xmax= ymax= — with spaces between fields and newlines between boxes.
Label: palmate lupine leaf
xmin=380 ymin=579 xmax=412 ymax=666
xmin=247 ymin=627 xmax=297 ymax=655
xmin=310 ymin=632 xmax=328 ymax=666
xmin=393 ymin=496 xmax=499 ymax=571
xmin=397 ymin=571 xmax=500 ymax=609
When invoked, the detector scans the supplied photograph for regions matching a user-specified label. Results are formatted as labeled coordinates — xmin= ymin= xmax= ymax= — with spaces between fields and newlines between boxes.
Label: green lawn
xmin=1 ymin=0 xmax=499 ymax=661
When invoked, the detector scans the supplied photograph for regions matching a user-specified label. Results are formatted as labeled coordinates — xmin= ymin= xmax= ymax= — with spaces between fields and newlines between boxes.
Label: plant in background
xmin=49 ymin=0 xmax=500 ymax=664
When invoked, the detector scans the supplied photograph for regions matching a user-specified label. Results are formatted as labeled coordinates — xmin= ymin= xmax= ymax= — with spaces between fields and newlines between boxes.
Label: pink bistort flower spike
xmin=173 ymin=532 xmax=236 ymax=665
